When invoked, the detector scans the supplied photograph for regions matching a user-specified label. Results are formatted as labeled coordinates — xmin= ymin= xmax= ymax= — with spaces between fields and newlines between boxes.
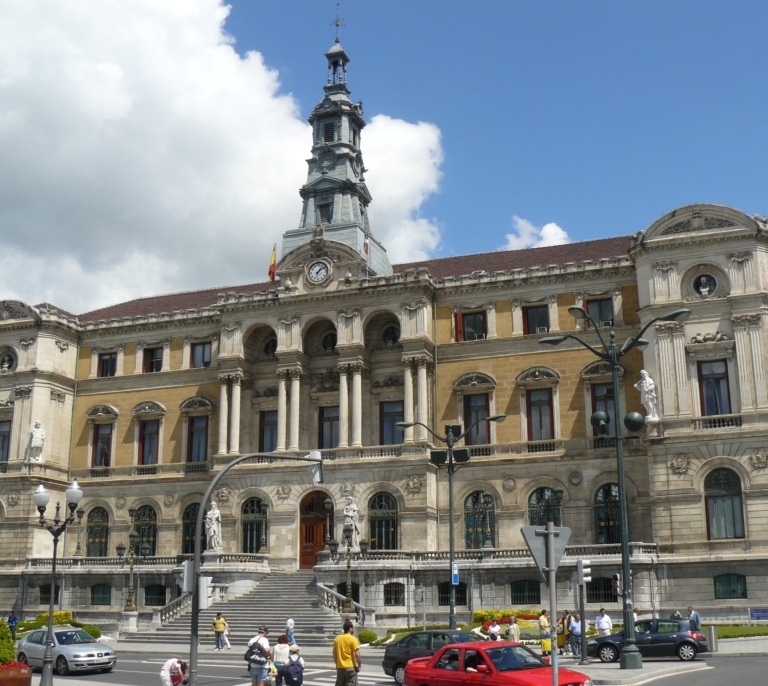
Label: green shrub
xmin=0 ymin=621 xmax=15 ymax=665
xmin=358 ymin=629 xmax=377 ymax=645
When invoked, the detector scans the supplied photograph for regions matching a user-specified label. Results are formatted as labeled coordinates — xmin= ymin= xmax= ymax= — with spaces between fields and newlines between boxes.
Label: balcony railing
xmin=693 ymin=414 xmax=743 ymax=431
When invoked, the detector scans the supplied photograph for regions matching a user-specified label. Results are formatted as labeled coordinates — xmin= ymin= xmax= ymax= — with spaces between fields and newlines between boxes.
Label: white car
xmin=16 ymin=628 xmax=117 ymax=675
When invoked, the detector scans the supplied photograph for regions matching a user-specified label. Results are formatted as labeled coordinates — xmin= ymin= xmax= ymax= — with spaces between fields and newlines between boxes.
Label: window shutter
xmin=455 ymin=313 xmax=464 ymax=342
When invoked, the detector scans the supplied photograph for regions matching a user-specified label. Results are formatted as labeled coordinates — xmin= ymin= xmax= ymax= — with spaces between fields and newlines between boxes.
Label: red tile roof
xmin=71 ymin=235 xmax=633 ymax=322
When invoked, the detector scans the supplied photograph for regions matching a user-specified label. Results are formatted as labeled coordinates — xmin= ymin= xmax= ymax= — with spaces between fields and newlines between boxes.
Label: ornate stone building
xmin=1 ymin=38 xmax=766 ymax=628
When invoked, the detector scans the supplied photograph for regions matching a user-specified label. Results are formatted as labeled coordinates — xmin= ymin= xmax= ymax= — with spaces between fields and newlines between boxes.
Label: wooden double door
xmin=300 ymin=491 xmax=333 ymax=569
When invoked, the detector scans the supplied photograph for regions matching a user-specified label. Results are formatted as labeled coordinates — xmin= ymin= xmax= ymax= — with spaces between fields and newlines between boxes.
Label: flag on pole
xmin=363 ymin=234 xmax=370 ymax=255
xmin=268 ymin=244 xmax=277 ymax=283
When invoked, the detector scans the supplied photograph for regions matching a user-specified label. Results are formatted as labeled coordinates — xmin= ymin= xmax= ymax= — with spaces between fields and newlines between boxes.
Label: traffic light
xmin=612 ymin=573 xmax=621 ymax=596
xmin=577 ymin=559 xmax=591 ymax=585
xmin=590 ymin=411 xmax=609 ymax=435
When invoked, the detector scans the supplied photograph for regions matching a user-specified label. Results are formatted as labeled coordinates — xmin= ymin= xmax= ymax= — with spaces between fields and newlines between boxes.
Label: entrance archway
xmin=300 ymin=491 xmax=333 ymax=569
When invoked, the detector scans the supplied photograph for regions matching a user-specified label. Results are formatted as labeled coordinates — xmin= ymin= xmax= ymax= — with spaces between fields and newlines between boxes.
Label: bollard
xmin=705 ymin=625 xmax=717 ymax=652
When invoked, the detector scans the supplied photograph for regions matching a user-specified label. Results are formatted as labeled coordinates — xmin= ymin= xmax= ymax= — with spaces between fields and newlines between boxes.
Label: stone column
xmin=351 ymin=364 xmax=363 ymax=448
xmin=338 ymin=366 xmax=349 ymax=448
xmin=288 ymin=369 xmax=301 ymax=451
xmin=229 ymin=374 xmax=242 ymax=454
xmin=402 ymin=359 xmax=414 ymax=444
xmin=416 ymin=357 xmax=429 ymax=442
xmin=276 ymin=371 xmax=287 ymax=452
xmin=217 ymin=377 xmax=229 ymax=454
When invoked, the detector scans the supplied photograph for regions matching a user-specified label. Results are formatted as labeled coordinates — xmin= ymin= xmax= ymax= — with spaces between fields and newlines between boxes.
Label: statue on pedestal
xmin=205 ymin=501 xmax=223 ymax=550
xmin=634 ymin=370 xmax=659 ymax=421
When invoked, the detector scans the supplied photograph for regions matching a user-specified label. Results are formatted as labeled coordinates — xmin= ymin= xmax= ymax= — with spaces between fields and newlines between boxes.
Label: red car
xmin=403 ymin=641 xmax=593 ymax=686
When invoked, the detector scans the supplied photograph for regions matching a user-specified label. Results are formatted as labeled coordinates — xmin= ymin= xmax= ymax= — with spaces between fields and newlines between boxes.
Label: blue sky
xmin=1 ymin=1 xmax=766 ymax=312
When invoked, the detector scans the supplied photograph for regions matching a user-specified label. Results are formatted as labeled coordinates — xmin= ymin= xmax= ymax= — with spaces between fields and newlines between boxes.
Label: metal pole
xmin=579 ymin=584 xmax=589 ymax=665
xmin=447 ymin=439 xmax=456 ymax=630
xmin=547 ymin=520 xmax=558 ymax=686
xmin=610 ymin=334 xmax=641 ymax=669
xmin=41 ymin=531 xmax=58 ymax=686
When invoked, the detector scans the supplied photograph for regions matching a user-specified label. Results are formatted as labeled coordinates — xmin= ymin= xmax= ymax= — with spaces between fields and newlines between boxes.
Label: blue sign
xmin=452 ymin=561 xmax=459 ymax=585
xmin=750 ymin=608 xmax=768 ymax=621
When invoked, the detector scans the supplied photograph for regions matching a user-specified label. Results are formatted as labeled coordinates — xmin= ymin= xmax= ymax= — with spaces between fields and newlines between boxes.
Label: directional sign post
xmin=521 ymin=522 xmax=571 ymax=686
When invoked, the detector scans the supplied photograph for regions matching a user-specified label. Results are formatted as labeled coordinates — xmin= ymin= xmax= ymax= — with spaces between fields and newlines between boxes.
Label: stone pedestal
xmin=120 ymin=610 xmax=138 ymax=634
xmin=0 ymin=667 xmax=32 ymax=686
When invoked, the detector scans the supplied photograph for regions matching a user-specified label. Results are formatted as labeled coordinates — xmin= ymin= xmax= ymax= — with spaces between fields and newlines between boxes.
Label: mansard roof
xmin=70 ymin=234 xmax=632 ymax=323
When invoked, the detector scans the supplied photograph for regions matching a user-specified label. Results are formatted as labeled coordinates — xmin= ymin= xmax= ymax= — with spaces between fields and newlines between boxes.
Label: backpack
xmin=244 ymin=642 xmax=268 ymax=665
xmin=284 ymin=656 xmax=303 ymax=686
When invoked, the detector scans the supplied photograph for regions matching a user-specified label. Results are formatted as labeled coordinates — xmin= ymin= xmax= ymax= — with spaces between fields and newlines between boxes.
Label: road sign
xmin=452 ymin=561 xmax=459 ymax=585
xmin=521 ymin=525 xmax=571 ymax=581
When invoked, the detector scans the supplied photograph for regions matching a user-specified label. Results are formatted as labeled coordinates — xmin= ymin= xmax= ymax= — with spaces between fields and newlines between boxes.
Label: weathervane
xmin=333 ymin=3 xmax=345 ymax=42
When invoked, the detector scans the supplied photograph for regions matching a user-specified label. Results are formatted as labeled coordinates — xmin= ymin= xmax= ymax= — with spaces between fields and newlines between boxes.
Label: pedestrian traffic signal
xmin=612 ymin=573 xmax=621 ymax=596
xmin=577 ymin=559 xmax=591 ymax=585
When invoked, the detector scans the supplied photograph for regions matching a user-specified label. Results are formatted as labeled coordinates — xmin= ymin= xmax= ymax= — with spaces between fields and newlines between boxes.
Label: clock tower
xmin=280 ymin=37 xmax=393 ymax=277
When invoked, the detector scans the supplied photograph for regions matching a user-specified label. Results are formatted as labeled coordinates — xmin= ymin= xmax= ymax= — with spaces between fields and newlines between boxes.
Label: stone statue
xmin=343 ymin=495 xmax=360 ymax=548
xmin=205 ymin=501 xmax=222 ymax=550
xmin=28 ymin=420 xmax=46 ymax=461
xmin=634 ymin=370 xmax=659 ymax=421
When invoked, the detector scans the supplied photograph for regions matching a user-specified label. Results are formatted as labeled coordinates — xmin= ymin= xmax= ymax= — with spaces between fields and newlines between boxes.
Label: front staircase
xmin=120 ymin=570 xmax=342 ymax=647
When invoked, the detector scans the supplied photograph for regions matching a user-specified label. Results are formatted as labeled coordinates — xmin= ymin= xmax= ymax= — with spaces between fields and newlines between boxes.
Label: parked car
xmin=383 ymin=629 xmax=478 ymax=684
xmin=403 ymin=640 xmax=592 ymax=686
xmin=586 ymin=618 xmax=707 ymax=662
xmin=17 ymin=628 xmax=117 ymax=675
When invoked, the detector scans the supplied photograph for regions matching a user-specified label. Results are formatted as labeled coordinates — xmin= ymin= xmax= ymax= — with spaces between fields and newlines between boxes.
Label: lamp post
xmin=540 ymin=306 xmax=689 ymax=669
xmin=395 ymin=414 xmax=506 ymax=629
xmin=323 ymin=496 xmax=334 ymax=549
xmin=342 ymin=522 xmax=355 ymax=613
xmin=73 ymin=508 xmax=85 ymax=556
xmin=33 ymin=480 xmax=84 ymax=686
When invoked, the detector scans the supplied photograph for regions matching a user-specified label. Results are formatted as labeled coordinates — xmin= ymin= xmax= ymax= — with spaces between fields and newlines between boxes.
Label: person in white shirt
xmin=160 ymin=658 xmax=186 ymax=686
xmin=506 ymin=617 xmax=521 ymax=642
xmin=487 ymin=619 xmax=502 ymax=641
xmin=595 ymin=608 xmax=613 ymax=636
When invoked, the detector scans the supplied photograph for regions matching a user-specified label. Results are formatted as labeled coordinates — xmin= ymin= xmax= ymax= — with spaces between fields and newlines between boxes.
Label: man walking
xmin=333 ymin=621 xmax=361 ymax=686
xmin=687 ymin=606 xmax=702 ymax=631
xmin=595 ymin=608 xmax=613 ymax=636
xmin=286 ymin=616 xmax=295 ymax=645
xmin=212 ymin=612 xmax=227 ymax=651
xmin=568 ymin=614 xmax=582 ymax=658
xmin=247 ymin=627 xmax=271 ymax=686
xmin=7 ymin=611 xmax=18 ymax=642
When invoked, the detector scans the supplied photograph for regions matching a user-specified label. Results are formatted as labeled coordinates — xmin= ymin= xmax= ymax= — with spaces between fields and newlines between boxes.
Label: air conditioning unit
xmin=536 ymin=326 xmax=549 ymax=334
xmin=601 ymin=320 xmax=613 ymax=328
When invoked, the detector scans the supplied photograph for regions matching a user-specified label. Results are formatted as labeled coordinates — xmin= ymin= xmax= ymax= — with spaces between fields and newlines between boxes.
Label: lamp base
xmin=619 ymin=646 xmax=643 ymax=670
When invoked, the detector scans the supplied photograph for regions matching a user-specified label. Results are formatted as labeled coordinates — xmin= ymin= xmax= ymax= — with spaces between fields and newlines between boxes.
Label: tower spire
xmin=333 ymin=3 xmax=345 ymax=43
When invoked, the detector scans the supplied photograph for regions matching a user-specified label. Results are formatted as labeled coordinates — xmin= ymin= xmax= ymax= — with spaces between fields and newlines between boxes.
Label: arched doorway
xmin=300 ymin=491 xmax=333 ymax=569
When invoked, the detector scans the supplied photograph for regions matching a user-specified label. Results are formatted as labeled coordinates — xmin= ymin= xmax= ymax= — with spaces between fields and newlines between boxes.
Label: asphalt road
xmin=653 ymin=656 xmax=764 ymax=686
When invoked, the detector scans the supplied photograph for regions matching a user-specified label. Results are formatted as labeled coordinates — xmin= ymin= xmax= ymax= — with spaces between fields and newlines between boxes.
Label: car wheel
xmin=597 ymin=644 xmax=619 ymax=662
xmin=55 ymin=655 xmax=70 ymax=676
xmin=394 ymin=664 xmax=406 ymax=685
xmin=677 ymin=642 xmax=697 ymax=661
xmin=17 ymin=653 xmax=28 ymax=666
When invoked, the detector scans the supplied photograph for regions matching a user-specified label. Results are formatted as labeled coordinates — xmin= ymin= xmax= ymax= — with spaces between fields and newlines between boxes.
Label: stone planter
xmin=0 ymin=666 xmax=32 ymax=686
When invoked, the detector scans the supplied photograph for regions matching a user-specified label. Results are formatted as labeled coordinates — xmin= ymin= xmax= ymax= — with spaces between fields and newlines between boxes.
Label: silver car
xmin=17 ymin=628 xmax=117 ymax=675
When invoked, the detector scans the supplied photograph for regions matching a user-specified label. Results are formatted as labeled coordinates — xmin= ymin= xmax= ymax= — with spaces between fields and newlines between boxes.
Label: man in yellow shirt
xmin=332 ymin=621 xmax=361 ymax=686
xmin=212 ymin=612 xmax=227 ymax=651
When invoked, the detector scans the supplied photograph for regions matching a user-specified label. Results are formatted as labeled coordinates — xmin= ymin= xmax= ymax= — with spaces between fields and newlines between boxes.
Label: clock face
xmin=307 ymin=261 xmax=329 ymax=283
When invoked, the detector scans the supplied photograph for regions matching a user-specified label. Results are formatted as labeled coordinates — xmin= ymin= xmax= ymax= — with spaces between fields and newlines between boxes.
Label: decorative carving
xmin=131 ymin=401 xmax=165 ymax=416
xmin=502 ymin=476 xmax=517 ymax=493
xmin=86 ymin=404 xmax=119 ymax=419
xmin=340 ymin=480 xmax=356 ymax=499
xmin=405 ymin=474 xmax=423 ymax=496
xmin=253 ymin=386 xmax=279 ymax=398
xmin=689 ymin=331 xmax=729 ymax=344
xmin=19 ymin=339 xmax=35 ymax=350
xmin=164 ymin=493 xmax=175 ymax=506
xmin=670 ymin=454 xmax=689 ymax=474
xmin=275 ymin=482 xmax=292 ymax=500
xmin=569 ymin=471 xmax=582 ymax=486
xmin=55 ymin=340 xmax=69 ymax=352
xmin=372 ymin=376 xmax=403 ymax=388
xmin=728 ymin=252 xmax=752 ymax=263
xmin=7 ymin=492 xmax=20 ymax=507
xmin=732 ymin=314 xmax=762 ymax=328
xmin=749 ymin=448 xmax=768 ymax=470
xmin=454 ymin=373 xmax=495 ymax=389
xmin=311 ymin=370 xmax=340 ymax=392
xmin=116 ymin=496 xmax=126 ymax=509
xmin=180 ymin=396 xmax=214 ymax=412
xmin=50 ymin=390 xmax=65 ymax=403
xmin=216 ymin=485 xmax=232 ymax=502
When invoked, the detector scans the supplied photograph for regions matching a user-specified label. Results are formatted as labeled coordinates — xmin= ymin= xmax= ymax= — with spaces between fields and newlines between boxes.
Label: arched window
xmin=528 ymin=487 xmax=563 ymax=526
xmin=86 ymin=507 xmax=109 ymax=557
xmin=368 ymin=493 xmax=397 ymax=550
xmin=438 ymin=581 xmax=467 ymax=606
xmin=714 ymin=573 xmax=747 ymax=599
xmin=705 ymin=468 xmax=744 ymax=539
xmin=594 ymin=484 xmax=620 ymax=544
xmin=242 ymin=498 xmax=268 ymax=554
xmin=132 ymin=505 xmax=158 ymax=556
xmin=181 ymin=503 xmax=205 ymax=555
xmin=464 ymin=491 xmax=495 ymax=548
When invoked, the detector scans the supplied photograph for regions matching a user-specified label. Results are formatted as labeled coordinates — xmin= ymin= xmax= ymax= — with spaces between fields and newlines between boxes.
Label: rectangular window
xmin=586 ymin=577 xmax=616 ymax=604
xmin=384 ymin=582 xmax=405 ymax=606
xmin=90 ymin=584 xmax=111 ymax=605
xmin=143 ymin=347 xmax=163 ymax=373
xmin=523 ymin=305 xmax=549 ymax=335
xmin=187 ymin=416 xmax=208 ymax=462
xmin=318 ymin=203 xmax=332 ymax=224
xmin=191 ymin=342 xmax=211 ymax=368
xmin=591 ymin=383 xmax=616 ymax=435
xmin=138 ymin=420 xmax=159 ymax=465
xmin=714 ymin=573 xmax=747 ymax=600
xmin=323 ymin=122 xmax=335 ymax=142
xmin=455 ymin=311 xmax=487 ymax=342
xmin=698 ymin=360 xmax=731 ymax=416
xmin=586 ymin=299 xmax=613 ymax=328
xmin=527 ymin=389 xmax=553 ymax=441
xmin=259 ymin=410 xmax=278 ymax=452
xmin=319 ymin=406 xmax=340 ymax=449
xmin=380 ymin=401 xmax=404 ymax=445
xmin=0 ymin=420 xmax=10 ymax=468
xmin=463 ymin=394 xmax=490 ymax=445
xmin=98 ymin=352 xmax=117 ymax=378
xmin=511 ymin=580 xmax=541 ymax=605
xmin=92 ymin=424 xmax=112 ymax=467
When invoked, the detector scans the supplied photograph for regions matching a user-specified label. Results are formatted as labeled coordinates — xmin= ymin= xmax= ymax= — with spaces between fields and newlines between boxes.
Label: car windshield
xmin=486 ymin=645 xmax=546 ymax=671
xmin=451 ymin=634 xmax=477 ymax=643
xmin=56 ymin=630 xmax=94 ymax=645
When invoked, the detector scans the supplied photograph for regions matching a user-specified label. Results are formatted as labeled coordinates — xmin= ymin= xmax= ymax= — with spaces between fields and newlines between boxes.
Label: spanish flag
xmin=268 ymin=244 xmax=277 ymax=283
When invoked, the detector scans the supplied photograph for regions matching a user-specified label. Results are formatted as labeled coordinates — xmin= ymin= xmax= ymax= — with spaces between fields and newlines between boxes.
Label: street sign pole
xmin=547 ymin=520 xmax=559 ymax=686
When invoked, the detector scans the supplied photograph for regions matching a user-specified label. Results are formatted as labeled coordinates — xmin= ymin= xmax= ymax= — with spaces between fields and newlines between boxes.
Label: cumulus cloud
xmin=502 ymin=215 xmax=570 ymax=251
xmin=0 ymin=1 xmax=443 ymax=313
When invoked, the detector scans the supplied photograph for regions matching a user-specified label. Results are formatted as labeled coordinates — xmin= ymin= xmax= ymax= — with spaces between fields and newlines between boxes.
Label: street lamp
xmin=395 ymin=414 xmax=506 ymax=629
xmin=540 ymin=306 xmax=689 ymax=669
xmin=33 ymin=480 xmax=84 ymax=686
xmin=342 ymin=522 xmax=355 ymax=614
xmin=72 ymin=508 xmax=85 ymax=556
xmin=323 ymin=496 xmax=334 ymax=549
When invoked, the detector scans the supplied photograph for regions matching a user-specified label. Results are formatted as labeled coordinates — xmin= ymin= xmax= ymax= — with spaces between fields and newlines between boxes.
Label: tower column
xmin=288 ymin=369 xmax=302 ymax=451
xmin=217 ymin=377 xmax=229 ymax=455
xmin=276 ymin=371 xmax=288 ymax=452
xmin=229 ymin=374 xmax=242 ymax=454
xmin=416 ymin=357 xmax=429 ymax=442
xmin=338 ymin=366 xmax=349 ymax=448
xmin=351 ymin=364 xmax=363 ymax=448
xmin=402 ymin=359 xmax=414 ymax=444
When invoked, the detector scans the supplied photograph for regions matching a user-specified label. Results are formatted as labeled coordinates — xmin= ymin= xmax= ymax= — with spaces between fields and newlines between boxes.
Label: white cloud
xmin=502 ymin=215 xmax=570 ymax=251
xmin=0 ymin=1 xmax=444 ymax=313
